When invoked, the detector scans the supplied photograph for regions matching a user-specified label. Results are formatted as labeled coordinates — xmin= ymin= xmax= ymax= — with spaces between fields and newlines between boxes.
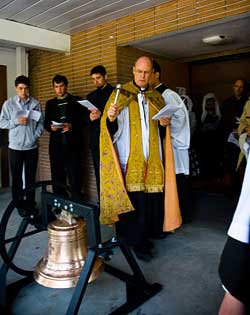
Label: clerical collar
xmin=97 ymin=83 xmax=107 ymax=91
xmin=57 ymin=93 xmax=68 ymax=100
xmin=133 ymin=80 xmax=149 ymax=92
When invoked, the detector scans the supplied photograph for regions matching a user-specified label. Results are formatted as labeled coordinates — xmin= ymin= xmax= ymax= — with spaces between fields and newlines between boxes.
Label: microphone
xmin=113 ymin=84 xmax=121 ymax=104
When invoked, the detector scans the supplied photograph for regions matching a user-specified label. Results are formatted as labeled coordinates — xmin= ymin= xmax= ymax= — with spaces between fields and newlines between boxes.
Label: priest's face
xmin=133 ymin=57 xmax=153 ymax=88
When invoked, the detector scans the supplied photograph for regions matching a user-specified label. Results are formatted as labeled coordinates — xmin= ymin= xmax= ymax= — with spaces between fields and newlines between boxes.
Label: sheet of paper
xmin=29 ymin=110 xmax=41 ymax=122
xmin=78 ymin=100 xmax=98 ymax=111
xmin=235 ymin=116 xmax=240 ymax=124
xmin=16 ymin=109 xmax=30 ymax=118
xmin=51 ymin=121 xmax=64 ymax=128
xmin=227 ymin=132 xmax=239 ymax=147
xmin=152 ymin=104 xmax=180 ymax=120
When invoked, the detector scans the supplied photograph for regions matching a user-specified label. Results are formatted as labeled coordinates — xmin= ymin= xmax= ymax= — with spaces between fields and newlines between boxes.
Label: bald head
xmin=133 ymin=56 xmax=153 ymax=88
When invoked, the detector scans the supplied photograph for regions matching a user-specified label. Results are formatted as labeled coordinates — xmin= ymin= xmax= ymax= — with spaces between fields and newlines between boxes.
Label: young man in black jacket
xmin=87 ymin=65 xmax=114 ymax=198
xmin=44 ymin=74 xmax=84 ymax=200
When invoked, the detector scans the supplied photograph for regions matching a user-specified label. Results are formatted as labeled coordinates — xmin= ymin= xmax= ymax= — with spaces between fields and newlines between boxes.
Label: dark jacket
xmin=87 ymin=83 xmax=114 ymax=151
xmin=220 ymin=95 xmax=249 ymax=141
xmin=44 ymin=93 xmax=84 ymax=153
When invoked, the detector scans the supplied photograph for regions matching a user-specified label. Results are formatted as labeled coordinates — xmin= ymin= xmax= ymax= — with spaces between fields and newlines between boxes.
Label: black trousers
xmin=219 ymin=237 xmax=250 ymax=308
xmin=91 ymin=147 xmax=100 ymax=199
xmin=225 ymin=143 xmax=242 ymax=194
xmin=49 ymin=148 xmax=82 ymax=200
xmin=176 ymin=174 xmax=192 ymax=223
xmin=9 ymin=148 xmax=38 ymax=207
xmin=115 ymin=191 xmax=164 ymax=246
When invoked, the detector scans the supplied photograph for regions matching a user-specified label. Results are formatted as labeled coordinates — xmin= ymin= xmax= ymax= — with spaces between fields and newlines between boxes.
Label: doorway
xmin=188 ymin=53 xmax=250 ymax=193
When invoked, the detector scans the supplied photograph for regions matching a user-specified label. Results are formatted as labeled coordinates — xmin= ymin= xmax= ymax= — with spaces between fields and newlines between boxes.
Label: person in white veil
xmin=218 ymin=144 xmax=250 ymax=315
xmin=199 ymin=92 xmax=222 ymax=179
xmin=201 ymin=92 xmax=221 ymax=130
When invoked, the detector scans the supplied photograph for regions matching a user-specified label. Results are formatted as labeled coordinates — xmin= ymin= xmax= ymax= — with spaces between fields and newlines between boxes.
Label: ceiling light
xmin=202 ymin=35 xmax=231 ymax=45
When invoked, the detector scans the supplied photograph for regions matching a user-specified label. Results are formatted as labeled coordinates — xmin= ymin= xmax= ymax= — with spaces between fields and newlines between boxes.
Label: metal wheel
xmin=0 ymin=181 xmax=52 ymax=276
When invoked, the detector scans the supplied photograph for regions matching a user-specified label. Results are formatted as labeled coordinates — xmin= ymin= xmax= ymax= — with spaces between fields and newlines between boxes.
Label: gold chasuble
xmin=99 ymin=81 xmax=182 ymax=231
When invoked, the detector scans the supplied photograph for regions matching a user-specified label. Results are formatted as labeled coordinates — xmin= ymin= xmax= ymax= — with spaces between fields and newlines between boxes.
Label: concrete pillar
xmin=16 ymin=46 xmax=28 ymax=76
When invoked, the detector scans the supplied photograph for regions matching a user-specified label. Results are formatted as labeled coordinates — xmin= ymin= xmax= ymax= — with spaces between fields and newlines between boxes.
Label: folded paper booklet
xmin=227 ymin=132 xmax=239 ymax=147
xmin=16 ymin=109 xmax=29 ymax=118
xmin=152 ymin=104 xmax=181 ymax=120
xmin=78 ymin=100 xmax=98 ymax=111
xmin=29 ymin=110 xmax=41 ymax=122
xmin=51 ymin=121 xmax=64 ymax=127
xmin=16 ymin=109 xmax=41 ymax=122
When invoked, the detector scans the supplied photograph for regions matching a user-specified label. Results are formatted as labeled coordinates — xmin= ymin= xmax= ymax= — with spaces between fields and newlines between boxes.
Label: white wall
xmin=0 ymin=47 xmax=17 ymax=98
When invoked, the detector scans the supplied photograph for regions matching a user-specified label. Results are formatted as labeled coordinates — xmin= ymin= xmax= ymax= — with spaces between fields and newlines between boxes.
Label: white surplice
xmin=228 ymin=152 xmax=250 ymax=244
xmin=161 ymin=88 xmax=190 ymax=175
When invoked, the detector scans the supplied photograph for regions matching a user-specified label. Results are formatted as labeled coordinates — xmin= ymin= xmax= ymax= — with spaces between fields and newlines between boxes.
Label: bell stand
xmin=0 ymin=181 xmax=162 ymax=315
xmin=0 ymin=181 xmax=53 ymax=315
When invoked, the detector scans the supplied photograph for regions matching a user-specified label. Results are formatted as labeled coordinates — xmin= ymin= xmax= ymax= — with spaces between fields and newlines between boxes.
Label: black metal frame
xmin=0 ymin=183 xmax=162 ymax=315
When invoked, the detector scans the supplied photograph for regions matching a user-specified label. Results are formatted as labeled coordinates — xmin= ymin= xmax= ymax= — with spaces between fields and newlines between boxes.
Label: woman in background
xmin=198 ymin=93 xmax=222 ymax=179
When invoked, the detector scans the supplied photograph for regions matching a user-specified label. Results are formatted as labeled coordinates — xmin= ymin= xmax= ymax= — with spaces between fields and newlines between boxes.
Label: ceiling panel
xmin=52 ymin=0 xmax=153 ymax=33
xmin=9 ymin=0 xmax=64 ymax=22
xmin=0 ymin=0 xmax=171 ymax=34
xmin=24 ymin=0 xmax=93 ymax=26
xmin=0 ymin=0 xmax=16 ymax=10
xmin=38 ymin=0 xmax=109 ymax=29
xmin=0 ymin=0 xmax=249 ymax=61
xmin=0 ymin=0 xmax=38 ymax=19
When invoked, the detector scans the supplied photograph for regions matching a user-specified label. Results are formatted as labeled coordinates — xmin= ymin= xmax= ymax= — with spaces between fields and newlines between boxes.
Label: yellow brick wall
xmin=29 ymin=0 xmax=250 ymax=201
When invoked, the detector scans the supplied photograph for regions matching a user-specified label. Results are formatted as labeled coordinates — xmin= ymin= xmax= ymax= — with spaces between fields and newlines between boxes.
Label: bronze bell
xmin=34 ymin=213 xmax=104 ymax=288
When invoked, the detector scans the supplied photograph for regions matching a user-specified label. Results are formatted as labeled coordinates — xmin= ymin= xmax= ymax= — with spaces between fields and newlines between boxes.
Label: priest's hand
xmin=159 ymin=116 xmax=171 ymax=127
xmin=107 ymin=103 xmax=119 ymax=122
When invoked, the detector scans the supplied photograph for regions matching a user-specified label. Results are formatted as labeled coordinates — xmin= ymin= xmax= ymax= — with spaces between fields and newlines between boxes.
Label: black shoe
xmin=145 ymin=239 xmax=154 ymax=250
xmin=17 ymin=207 xmax=29 ymax=217
xmin=133 ymin=245 xmax=153 ymax=262
xmin=29 ymin=214 xmax=45 ymax=230
xmin=151 ymin=232 xmax=173 ymax=240
xmin=16 ymin=200 xmax=38 ymax=218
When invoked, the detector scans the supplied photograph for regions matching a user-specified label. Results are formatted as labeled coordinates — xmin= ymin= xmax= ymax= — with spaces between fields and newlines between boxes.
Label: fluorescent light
xmin=202 ymin=35 xmax=231 ymax=45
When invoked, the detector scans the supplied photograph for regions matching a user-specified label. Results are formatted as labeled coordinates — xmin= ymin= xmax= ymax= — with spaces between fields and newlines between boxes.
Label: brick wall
xmin=29 ymin=0 xmax=250 ymax=201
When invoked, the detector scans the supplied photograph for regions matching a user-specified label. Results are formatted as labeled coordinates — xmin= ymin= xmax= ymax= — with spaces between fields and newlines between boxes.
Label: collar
xmin=96 ymin=83 xmax=108 ymax=91
xmin=18 ymin=96 xmax=30 ymax=105
xmin=57 ymin=93 xmax=68 ymax=100
xmin=133 ymin=80 xmax=149 ymax=92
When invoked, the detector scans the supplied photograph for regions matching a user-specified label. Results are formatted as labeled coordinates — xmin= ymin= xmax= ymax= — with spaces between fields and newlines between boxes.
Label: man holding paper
xmin=100 ymin=56 xmax=182 ymax=262
xmin=44 ymin=74 xmax=83 ymax=200
xmin=150 ymin=60 xmax=191 ymax=223
xmin=0 ymin=75 xmax=43 ymax=215
xmin=86 ymin=65 xmax=114 ymax=198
